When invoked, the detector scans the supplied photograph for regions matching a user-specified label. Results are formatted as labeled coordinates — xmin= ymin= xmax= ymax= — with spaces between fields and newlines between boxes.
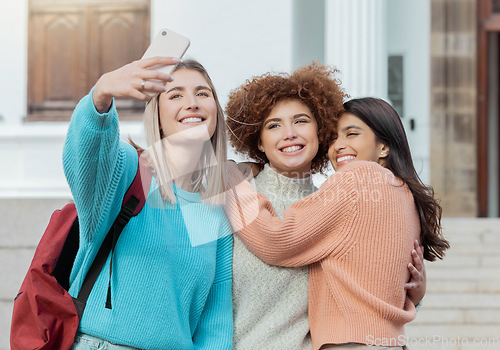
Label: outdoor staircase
xmin=405 ymin=218 xmax=500 ymax=350
xmin=1 ymin=203 xmax=500 ymax=350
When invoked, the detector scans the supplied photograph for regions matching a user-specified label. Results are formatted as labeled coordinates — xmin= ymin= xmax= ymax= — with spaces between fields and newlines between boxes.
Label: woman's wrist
xmin=93 ymin=75 xmax=113 ymax=113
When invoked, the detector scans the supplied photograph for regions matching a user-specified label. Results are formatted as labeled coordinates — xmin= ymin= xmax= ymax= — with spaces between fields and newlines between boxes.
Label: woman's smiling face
xmin=158 ymin=68 xmax=217 ymax=141
xmin=328 ymin=112 xmax=389 ymax=171
xmin=258 ymin=99 xmax=319 ymax=178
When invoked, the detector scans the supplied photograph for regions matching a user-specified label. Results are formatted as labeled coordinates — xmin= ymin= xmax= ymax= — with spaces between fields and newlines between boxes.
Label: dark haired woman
xmin=225 ymin=97 xmax=449 ymax=350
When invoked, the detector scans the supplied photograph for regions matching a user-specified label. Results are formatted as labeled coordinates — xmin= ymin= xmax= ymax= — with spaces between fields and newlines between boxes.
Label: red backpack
xmin=10 ymin=152 xmax=151 ymax=350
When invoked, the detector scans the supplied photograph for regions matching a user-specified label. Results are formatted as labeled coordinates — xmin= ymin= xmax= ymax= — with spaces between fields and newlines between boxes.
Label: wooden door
xmin=477 ymin=0 xmax=500 ymax=216
xmin=26 ymin=0 xmax=150 ymax=121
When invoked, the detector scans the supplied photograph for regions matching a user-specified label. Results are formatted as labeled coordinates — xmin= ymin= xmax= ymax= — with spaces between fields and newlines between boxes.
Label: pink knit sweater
xmin=225 ymin=161 xmax=420 ymax=349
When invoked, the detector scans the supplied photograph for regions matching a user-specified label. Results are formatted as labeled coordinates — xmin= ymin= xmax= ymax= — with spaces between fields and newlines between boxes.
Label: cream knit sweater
xmin=226 ymin=161 xmax=420 ymax=350
xmin=232 ymin=164 xmax=316 ymax=349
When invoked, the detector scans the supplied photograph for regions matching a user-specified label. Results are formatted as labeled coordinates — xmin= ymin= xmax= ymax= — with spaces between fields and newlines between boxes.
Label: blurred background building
xmin=1 ymin=0 xmax=499 ymax=349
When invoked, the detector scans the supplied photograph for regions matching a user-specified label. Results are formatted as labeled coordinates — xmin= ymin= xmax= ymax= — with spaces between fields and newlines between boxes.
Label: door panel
xmin=26 ymin=0 xmax=150 ymax=121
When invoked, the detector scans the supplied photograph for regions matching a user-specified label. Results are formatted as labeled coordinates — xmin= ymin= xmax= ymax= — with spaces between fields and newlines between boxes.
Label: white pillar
xmin=0 ymin=0 xmax=28 ymax=125
xmin=325 ymin=0 xmax=388 ymax=99
xmin=292 ymin=0 xmax=325 ymax=69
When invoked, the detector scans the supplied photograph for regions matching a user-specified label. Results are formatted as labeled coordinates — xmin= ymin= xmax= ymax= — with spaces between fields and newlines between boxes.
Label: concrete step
xmin=409 ymin=217 xmax=500 ymax=350
xmin=434 ymin=244 xmax=500 ymax=256
xmin=421 ymin=293 xmax=500 ymax=308
xmin=0 ymin=198 xmax=72 ymax=248
xmin=426 ymin=267 xmax=500 ymax=281
xmin=0 ymin=247 xmax=35 ymax=300
xmin=442 ymin=225 xmax=500 ymax=235
xmin=426 ymin=255 xmax=500 ymax=268
xmin=443 ymin=232 xmax=500 ymax=245
xmin=426 ymin=279 xmax=500 ymax=293
xmin=405 ymin=324 xmax=500 ymax=350
xmin=0 ymin=301 xmax=13 ymax=350
xmin=441 ymin=218 xmax=500 ymax=232
xmin=413 ymin=308 xmax=500 ymax=325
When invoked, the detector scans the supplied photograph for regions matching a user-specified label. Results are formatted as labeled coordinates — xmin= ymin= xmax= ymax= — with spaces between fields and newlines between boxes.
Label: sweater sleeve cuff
xmin=85 ymin=86 xmax=117 ymax=130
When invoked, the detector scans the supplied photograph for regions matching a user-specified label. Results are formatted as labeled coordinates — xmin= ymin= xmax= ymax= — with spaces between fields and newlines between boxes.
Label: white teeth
xmin=180 ymin=117 xmax=203 ymax=124
xmin=281 ymin=145 xmax=303 ymax=153
xmin=337 ymin=155 xmax=356 ymax=163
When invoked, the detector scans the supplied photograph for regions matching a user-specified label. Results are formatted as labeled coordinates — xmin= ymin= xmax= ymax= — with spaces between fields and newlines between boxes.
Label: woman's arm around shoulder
xmin=224 ymin=161 xmax=379 ymax=267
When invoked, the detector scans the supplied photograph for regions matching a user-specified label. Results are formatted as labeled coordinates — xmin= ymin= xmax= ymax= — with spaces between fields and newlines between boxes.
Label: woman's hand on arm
xmin=405 ymin=240 xmax=426 ymax=306
xmin=92 ymin=56 xmax=180 ymax=113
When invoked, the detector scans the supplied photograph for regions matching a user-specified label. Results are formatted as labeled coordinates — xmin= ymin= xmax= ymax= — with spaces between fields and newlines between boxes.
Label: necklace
xmin=275 ymin=172 xmax=287 ymax=214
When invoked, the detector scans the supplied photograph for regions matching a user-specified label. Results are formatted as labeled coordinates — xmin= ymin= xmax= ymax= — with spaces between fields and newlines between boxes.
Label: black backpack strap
xmin=73 ymin=195 xmax=140 ymax=318
xmin=53 ymin=217 xmax=80 ymax=291
xmin=72 ymin=149 xmax=151 ymax=318
xmin=105 ymin=195 xmax=140 ymax=309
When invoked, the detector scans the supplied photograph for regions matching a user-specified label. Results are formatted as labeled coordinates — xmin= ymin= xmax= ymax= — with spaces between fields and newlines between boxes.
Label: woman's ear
xmin=258 ymin=139 xmax=265 ymax=153
xmin=379 ymin=143 xmax=390 ymax=159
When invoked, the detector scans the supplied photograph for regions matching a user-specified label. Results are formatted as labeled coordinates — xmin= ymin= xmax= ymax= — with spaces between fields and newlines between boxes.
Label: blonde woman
xmin=64 ymin=57 xmax=232 ymax=349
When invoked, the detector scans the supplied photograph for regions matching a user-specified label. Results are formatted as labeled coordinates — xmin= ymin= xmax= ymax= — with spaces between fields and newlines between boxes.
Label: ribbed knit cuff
xmin=86 ymin=86 xmax=116 ymax=130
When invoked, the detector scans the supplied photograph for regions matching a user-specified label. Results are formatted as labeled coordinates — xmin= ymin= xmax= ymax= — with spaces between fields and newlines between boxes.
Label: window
xmin=494 ymin=0 xmax=500 ymax=13
xmin=388 ymin=55 xmax=404 ymax=118
xmin=26 ymin=0 xmax=150 ymax=121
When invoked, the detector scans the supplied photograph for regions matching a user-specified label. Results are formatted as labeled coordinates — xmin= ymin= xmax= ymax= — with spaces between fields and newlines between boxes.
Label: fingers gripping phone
xmin=142 ymin=28 xmax=190 ymax=91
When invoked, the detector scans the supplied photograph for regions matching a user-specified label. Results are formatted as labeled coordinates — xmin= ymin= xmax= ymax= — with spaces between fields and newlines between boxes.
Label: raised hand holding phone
xmin=142 ymin=29 xmax=190 ymax=76
xmin=140 ymin=28 xmax=190 ymax=97
xmin=92 ymin=29 xmax=190 ymax=113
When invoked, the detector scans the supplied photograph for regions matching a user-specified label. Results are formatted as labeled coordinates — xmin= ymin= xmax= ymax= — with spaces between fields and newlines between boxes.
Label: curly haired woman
xmin=225 ymin=63 xmax=426 ymax=349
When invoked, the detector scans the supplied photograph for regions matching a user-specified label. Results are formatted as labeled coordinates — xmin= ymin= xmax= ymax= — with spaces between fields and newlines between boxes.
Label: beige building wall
xmin=430 ymin=0 xmax=478 ymax=217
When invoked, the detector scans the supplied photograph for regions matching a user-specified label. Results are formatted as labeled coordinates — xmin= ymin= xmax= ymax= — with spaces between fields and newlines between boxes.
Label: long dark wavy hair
xmin=342 ymin=97 xmax=449 ymax=261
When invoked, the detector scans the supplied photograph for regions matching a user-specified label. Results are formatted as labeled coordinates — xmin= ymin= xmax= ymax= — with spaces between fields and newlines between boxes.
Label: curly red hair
xmin=226 ymin=62 xmax=347 ymax=173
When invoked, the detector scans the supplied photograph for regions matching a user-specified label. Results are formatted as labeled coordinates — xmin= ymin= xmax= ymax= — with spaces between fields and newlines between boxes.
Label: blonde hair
xmin=140 ymin=59 xmax=227 ymax=204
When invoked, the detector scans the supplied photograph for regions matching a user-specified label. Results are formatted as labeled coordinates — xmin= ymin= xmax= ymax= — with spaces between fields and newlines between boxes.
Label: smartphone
xmin=141 ymin=28 xmax=190 ymax=92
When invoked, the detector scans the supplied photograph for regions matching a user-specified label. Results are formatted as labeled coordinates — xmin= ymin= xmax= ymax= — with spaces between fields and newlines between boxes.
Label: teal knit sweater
xmin=63 ymin=90 xmax=233 ymax=349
